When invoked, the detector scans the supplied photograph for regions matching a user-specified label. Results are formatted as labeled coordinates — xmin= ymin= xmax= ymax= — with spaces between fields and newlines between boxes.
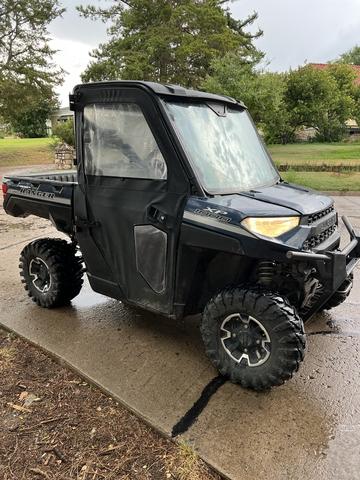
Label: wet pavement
xmin=1 ymin=196 xmax=360 ymax=479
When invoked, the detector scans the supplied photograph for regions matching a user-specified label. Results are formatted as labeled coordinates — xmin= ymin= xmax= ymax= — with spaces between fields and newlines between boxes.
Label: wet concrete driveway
xmin=1 ymin=197 xmax=360 ymax=479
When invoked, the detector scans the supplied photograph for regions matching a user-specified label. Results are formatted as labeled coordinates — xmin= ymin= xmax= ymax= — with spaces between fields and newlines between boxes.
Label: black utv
xmin=3 ymin=81 xmax=360 ymax=390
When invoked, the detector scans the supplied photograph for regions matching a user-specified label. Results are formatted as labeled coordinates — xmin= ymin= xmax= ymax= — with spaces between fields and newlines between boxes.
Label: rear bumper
xmin=286 ymin=216 xmax=360 ymax=319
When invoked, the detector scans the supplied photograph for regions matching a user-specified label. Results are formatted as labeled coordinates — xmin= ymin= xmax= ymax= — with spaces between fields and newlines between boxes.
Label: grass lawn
xmin=281 ymin=171 xmax=360 ymax=191
xmin=0 ymin=137 xmax=359 ymax=191
xmin=270 ymin=142 xmax=360 ymax=190
xmin=0 ymin=137 xmax=53 ymax=167
xmin=269 ymin=142 xmax=360 ymax=167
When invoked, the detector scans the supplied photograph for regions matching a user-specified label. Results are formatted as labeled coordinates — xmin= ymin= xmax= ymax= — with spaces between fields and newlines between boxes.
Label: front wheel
xmin=19 ymin=238 xmax=84 ymax=308
xmin=201 ymin=287 xmax=306 ymax=390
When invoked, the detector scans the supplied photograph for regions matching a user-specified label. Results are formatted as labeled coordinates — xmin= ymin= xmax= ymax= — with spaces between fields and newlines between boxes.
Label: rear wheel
xmin=201 ymin=286 xmax=306 ymax=390
xmin=19 ymin=238 xmax=84 ymax=308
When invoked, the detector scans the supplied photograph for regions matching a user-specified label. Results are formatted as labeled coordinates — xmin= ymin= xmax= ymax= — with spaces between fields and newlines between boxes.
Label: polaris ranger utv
xmin=3 ymin=81 xmax=360 ymax=390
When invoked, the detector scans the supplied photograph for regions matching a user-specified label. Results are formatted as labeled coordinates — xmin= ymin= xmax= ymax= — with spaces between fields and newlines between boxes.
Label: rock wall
xmin=55 ymin=143 xmax=75 ymax=170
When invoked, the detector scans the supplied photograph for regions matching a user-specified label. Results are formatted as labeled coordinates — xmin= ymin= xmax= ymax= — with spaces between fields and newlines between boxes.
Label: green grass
xmin=0 ymin=137 xmax=53 ymax=167
xmin=269 ymin=142 xmax=360 ymax=167
xmin=282 ymin=171 xmax=360 ymax=191
xmin=271 ymin=142 xmax=360 ymax=190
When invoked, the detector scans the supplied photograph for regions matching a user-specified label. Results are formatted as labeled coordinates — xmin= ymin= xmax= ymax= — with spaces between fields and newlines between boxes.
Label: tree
xmin=201 ymin=53 xmax=263 ymax=121
xmin=201 ymin=54 xmax=294 ymax=143
xmin=336 ymin=45 xmax=360 ymax=65
xmin=258 ymin=73 xmax=295 ymax=144
xmin=0 ymin=0 xmax=64 ymax=136
xmin=11 ymin=101 xmax=52 ymax=138
xmin=353 ymin=86 xmax=360 ymax=127
xmin=285 ymin=64 xmax=357 ymax=142
xmin=78 ymin=0 xmax=263 ymax=88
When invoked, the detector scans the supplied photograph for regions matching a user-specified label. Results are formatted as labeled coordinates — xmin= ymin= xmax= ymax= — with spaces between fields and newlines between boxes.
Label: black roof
xmin=73 ymin=80 xmax=245 ymax=108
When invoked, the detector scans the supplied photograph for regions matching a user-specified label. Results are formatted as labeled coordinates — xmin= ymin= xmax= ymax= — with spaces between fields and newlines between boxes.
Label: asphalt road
xmin=1 ymin=197 xmax=360 ymax=480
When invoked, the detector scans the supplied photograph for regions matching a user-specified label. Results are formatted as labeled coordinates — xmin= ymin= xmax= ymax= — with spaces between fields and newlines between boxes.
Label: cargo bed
xmin=2 ymin=171 xmax=77 ymax=234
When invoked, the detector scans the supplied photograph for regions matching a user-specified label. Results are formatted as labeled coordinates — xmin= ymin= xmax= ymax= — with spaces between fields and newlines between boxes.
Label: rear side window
xmin=83 ymin=103 xmax=167 ymax=180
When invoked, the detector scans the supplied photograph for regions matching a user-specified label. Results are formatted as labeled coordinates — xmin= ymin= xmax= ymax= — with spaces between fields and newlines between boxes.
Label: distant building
xmin=309 ymin=63 xmax=360 ymax=85
xmin=46 ymin=107 xmax=74 ymax=136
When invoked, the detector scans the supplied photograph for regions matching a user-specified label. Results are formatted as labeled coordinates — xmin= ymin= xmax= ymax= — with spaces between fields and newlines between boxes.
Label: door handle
xmin=75 ymin=217 xmax=101 ymax=231
xmin=147 ymin=206 xmax=167 ymax=225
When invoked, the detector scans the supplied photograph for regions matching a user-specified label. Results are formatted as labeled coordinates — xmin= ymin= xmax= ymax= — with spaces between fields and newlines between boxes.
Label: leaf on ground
xmin=7 ymin=402 xmax=31 ymax=413
xmin=19 ymin=391 xmax=29 ymax=401
xmin=23 ymin=393 xmax=41 ymax=407
xmin=29 ymin=468 xmax=50 ymax=479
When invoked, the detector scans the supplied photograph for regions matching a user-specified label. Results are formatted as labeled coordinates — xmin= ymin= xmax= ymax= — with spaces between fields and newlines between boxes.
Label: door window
xmin=83 ymin=103 xmax=167 ymax=179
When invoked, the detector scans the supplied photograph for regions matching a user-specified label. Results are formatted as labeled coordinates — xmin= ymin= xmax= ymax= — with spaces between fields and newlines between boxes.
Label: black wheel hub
xmin=220 ymin=313 xmax=271 ymax=367
xmin=29 ymin=257 xmax=51 ymax=293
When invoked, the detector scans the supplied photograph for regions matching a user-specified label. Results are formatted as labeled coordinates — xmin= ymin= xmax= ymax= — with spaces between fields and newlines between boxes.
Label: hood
xmin=184 ymin=182 xmax=334 ymax=237
xmin=211 ymin=182 xmax=333 ymax=217
xmin=243 ymin=182 xmax=333 ymax=215
xmin=184 ymin=182 xmax=336 ymax=251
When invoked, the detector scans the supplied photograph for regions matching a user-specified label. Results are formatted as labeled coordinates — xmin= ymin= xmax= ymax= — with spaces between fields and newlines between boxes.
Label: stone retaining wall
xmin=55 ymin=143 xmax=75 ymax=170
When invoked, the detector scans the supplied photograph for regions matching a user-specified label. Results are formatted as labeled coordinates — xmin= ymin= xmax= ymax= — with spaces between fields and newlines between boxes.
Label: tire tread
xmin=201 ymin=285 xmax=306 ymax=390
xmin=19 ymin=238 xmax=84 ymax=308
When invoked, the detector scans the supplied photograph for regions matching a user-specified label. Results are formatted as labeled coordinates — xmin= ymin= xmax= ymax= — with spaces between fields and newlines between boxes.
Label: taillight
xmin=2 ymin=183 xmax=8 ymax=195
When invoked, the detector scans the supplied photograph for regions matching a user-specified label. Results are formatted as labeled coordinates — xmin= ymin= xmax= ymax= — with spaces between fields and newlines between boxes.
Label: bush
xmin=52 ymin=118 xmax=75 ymax=146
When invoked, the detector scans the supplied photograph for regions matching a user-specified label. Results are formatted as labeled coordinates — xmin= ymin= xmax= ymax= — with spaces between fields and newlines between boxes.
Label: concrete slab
xmin=0 ymin=239 xmax=217 ymax=434
xmin=183 ymin=332 xmax=360 ymax=480
xmin=1 ymin=197 xmax=360 ymax=479
xmin=0 ymin=206 xmax=53 ymax=250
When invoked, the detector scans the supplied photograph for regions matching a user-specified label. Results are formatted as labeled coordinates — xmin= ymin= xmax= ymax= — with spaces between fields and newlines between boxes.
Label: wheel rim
xmin=220 ymin=313 xmax=271 ymax=367
xmin=29 ymin=257 xmax=51 ymax=293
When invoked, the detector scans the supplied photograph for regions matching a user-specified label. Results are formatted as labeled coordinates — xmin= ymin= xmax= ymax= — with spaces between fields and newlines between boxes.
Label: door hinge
xmin=69 ymin=91 xmax=82 ymax=111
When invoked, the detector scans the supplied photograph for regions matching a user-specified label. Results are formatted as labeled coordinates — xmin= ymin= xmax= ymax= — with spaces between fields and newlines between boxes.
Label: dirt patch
xmin=0 ymin=219 xmax=43 ymax=233
xmin=0 ymin=330 xmax=220 ymax=480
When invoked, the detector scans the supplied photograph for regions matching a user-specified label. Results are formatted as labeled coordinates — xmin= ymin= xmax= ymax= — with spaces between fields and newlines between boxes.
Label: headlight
xmin=241 ymin=216 xmax=300 ymax=238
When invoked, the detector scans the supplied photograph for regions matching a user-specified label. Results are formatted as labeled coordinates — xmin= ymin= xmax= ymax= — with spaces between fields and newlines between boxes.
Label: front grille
xmin=307 ymin=205 xmax=335 ymax=225
xmin=303 ymin=224 xmax=337 ymax=250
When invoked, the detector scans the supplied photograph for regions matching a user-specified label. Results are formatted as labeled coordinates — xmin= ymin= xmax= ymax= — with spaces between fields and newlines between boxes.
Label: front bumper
xmin=286 ymin=216 xmax=360 ymax=319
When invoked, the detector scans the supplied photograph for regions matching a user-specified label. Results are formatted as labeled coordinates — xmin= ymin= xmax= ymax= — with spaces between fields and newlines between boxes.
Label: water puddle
xmin=71 ymin=279 xmax=110 ymax=309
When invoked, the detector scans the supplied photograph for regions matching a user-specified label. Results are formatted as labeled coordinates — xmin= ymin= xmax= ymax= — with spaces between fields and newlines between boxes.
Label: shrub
xmin=52 ymin=118 xmax=75 ymax=146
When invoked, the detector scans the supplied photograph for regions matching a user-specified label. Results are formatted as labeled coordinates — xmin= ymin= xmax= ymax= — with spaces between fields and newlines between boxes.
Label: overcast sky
xmin=49 ymin=0 xmax=360 ymax=106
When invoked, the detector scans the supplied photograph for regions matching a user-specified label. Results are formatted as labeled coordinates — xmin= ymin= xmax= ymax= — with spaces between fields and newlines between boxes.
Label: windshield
xmin=165 ymin=101 xmax=279 ymax=194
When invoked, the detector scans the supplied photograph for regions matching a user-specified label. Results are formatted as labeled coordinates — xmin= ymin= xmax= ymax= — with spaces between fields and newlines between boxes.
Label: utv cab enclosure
xmin=3 ymin=81 xmax=360 ymax=390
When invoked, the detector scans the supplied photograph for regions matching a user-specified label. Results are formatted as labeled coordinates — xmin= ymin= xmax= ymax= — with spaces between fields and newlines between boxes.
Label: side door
xmin=73 ymin=87 xmax=189 ymax=315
